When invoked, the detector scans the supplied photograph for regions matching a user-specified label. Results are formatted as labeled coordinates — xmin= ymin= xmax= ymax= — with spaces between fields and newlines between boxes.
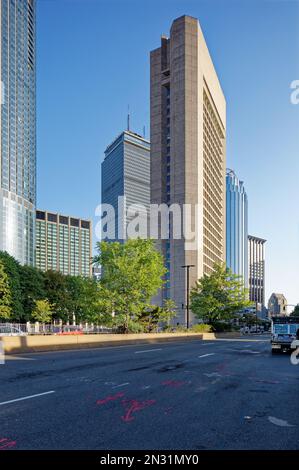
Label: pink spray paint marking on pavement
xmin=215 ymin=362 xmax=234 ymax=377
xmin=121 ymin=399 xmax=156 ymax=422
xmin=0 ymin=438 xmax=16 ymax=450
xmin=96 ymin=392 xmax=125 ymax=406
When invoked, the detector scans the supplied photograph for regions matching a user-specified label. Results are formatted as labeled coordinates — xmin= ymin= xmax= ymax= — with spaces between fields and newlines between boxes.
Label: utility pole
xmin=181 ymin=265 xmax=195 ymax=329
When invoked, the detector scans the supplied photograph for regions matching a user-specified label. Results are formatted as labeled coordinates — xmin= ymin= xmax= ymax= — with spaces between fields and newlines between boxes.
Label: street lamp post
xmin=181 ymin=265 xmax=195 ymax=329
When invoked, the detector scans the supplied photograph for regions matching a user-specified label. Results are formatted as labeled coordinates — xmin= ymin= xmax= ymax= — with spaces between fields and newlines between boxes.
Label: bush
xmin=162 ymin=325 xmax=187 ymax=333
xmin=190 ymin=324 xmax=213 ymax=333
xmin=127 ymin=320 xmax=145 ymax=333
xmin=114 ymin=318 xmax=145 ymax=334
xmin=210 ymin=321 xmax=232 ymax=332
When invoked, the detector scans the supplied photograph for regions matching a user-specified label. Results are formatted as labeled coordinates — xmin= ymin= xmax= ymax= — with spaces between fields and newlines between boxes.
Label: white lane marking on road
xmin=135 ymin=348 xmax=162 ymax=354
xmin=0 ymin=390 xmax=55 ymax=406
xmin=240 ymin=350 xmax=261 ymax=354
xmin=201 ymin=343 xmax=215 ymax=346
xmin=268 ymin=416 xmax=295 ymax=427
xmin=198 ymin=353 xmax=215 ymax=359
xmin=4 ymin=355 xmax=36 ymax=361
xmin=204 ymin=372 xmax=222 ymax=378
xmin=213 ymin=338 xmax=267 ymax=343
xmin=112 ymin=383 xmax=129 ymax=389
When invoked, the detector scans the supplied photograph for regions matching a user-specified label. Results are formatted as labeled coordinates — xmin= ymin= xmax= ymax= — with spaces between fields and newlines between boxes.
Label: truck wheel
xmin=272 ymin=349 xmax=279 ymax=354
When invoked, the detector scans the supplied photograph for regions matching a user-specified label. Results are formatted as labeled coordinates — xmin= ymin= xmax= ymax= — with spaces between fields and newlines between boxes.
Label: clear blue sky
xmin=37 ymin=0 xmax=299 ymax=307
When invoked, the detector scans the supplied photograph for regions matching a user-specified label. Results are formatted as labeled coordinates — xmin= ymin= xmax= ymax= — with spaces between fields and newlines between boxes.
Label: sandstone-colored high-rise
xmin=150 ymin=16 xmax=226 ymax=324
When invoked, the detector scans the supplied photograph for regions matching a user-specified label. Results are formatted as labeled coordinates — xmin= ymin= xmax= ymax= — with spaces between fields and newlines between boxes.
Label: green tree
xmin=32 ymin=299 xmax=53 ymax=323
xmin=43 ymin=270 xmax=68 ymax=321
xmin=139 ymin=306 xmax=161 ymax=332
xmin=19 ymin=265 xmax=46 ymax=321
xmin=0 ymin=251 xmax=23 ymax=320
xmin=139 ymin=300 xmax=177 ymax=332
xmin=93 ymin=239 xmax=166 ymax=332
xmin=0 ymin=259 xmax=12 ymax=320
xmin=159 ymin=299 xmax=177 ymax=326
xmin=190 ymin=263 xmax=252 ymax=327
xmin=64 ymin=275 xmax=99 ymax=323
xmin=291 ymin=304 xmax=299 ymax=318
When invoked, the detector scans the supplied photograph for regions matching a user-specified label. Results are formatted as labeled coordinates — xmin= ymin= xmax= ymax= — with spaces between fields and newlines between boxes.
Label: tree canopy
xmin=0 ymin=259 xmax=12 ymax=320
xmin=93 ymin=239 xmax=166 ymax=332
xmin=0 ymin=251 xmax=23 ymax=320
xmin=291 ymin=304 xmax=299 ymax=318
xmin=32 ymin=299 xmax=53 ymax=323
xmin=20 ymin=265 xmax=46 ymax=321
xmin=190 ymin=263 xmax=252 ymax=325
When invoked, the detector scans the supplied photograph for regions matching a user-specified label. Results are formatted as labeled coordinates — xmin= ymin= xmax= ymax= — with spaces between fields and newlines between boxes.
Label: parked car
xmin=0 ymin=325 xmax=27 ymax=336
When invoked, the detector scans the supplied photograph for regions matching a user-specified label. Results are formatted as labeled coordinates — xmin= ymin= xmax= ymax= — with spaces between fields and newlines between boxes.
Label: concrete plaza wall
xmin=0 ymin=331 xmax=241 ymax=355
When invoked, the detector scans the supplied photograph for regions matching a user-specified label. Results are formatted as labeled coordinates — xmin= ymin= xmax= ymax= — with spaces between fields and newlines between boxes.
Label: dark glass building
xmin=101 ymin=130 xmax=150 ymax=241
xmin=226 ymin=169 xmax=248 ymax=287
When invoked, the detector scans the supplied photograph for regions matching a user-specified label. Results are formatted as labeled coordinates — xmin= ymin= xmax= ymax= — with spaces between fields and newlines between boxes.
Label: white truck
xmin=271 ymin=316 xmax=299 ymax=354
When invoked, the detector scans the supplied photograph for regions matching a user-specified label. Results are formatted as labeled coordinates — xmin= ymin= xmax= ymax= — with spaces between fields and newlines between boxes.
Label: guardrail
xmin=0 ymin=322 xmax=116 ymax=336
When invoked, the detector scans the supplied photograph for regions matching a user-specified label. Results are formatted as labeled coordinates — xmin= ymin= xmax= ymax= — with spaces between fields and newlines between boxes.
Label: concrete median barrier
xmin=0 ymin=331 xmax=242 ymax=354
xmin=0 ymin=332 xmax=203 ymax=354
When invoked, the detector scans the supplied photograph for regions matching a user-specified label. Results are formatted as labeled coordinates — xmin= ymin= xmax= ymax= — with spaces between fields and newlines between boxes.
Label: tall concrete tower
xmin=150 ymin=16 xmax=226 ymax=324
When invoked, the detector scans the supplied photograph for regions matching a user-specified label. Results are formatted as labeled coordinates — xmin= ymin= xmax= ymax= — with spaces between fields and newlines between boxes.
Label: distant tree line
xmin=0 ymin=250 xmax=100 ymax=324
xmin=0 ymin=241 xmax=177 ymax=331
xmin=0 ymin=239 xmax=253 ymax=333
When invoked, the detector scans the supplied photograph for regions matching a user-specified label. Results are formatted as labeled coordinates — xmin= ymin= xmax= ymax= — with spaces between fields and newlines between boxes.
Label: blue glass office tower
xmin=0 ymin=0 xmax=36 ymax=265
xmin=101 ymin=130 xmax=150 ymax=241
xmin=226 ymin=169 xmax=248 ymax=287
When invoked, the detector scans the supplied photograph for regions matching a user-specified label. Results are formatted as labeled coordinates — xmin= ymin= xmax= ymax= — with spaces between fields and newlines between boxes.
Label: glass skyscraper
xmin=0 ymin=0 xmax=36 ymax=265
xmin=226 ymin=169 xmax=248 ymax=287
xmin=101 ymin=130 xmax=150 ymax=242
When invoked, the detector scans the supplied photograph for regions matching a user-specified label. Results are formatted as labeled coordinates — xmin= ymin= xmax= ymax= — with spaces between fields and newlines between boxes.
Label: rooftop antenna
xmin=143 ymin=125 xmax=146 ymax=138
xmin=127 ymin=105 xmax=130 ymax=132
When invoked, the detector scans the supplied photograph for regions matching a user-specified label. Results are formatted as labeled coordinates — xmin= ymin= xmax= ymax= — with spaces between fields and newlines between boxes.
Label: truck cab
xmin=271 ymin=316 xmax=299 ymax=354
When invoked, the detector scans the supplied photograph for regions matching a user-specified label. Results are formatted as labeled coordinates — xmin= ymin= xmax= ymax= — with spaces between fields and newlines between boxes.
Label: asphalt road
xmin=0 ymin=335 xmax=298 ymax=450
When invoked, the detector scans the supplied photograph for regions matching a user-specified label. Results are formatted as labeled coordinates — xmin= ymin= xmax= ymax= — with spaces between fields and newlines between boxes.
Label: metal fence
xmin=0 ymin=322 xmax=116 ymax=336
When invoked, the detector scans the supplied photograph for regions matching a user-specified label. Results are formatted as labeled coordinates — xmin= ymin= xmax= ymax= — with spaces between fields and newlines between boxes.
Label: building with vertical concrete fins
xmin=150 ymin=16 xmax=226 ymax=324
xmin=226 ymin=169 xmax=248 ymax=287
xmin=101 ymin=130 xmax=150 ymax=242
xmin=248 ymin=235 xmax=266 ymax=310
xmin=0 ymin=0 xmax=36 ymax=265
xmin=35 ymin=210 xmax=92 ymax=277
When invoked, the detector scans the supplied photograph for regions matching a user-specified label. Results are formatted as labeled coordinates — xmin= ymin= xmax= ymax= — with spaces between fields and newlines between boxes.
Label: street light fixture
xmin=181 ymin=264 xmax=195 ymax=329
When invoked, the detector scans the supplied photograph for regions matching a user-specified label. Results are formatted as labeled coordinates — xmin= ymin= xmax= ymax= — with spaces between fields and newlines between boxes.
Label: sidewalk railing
xmin=0 ymin=322 xmax=116 ymax=335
